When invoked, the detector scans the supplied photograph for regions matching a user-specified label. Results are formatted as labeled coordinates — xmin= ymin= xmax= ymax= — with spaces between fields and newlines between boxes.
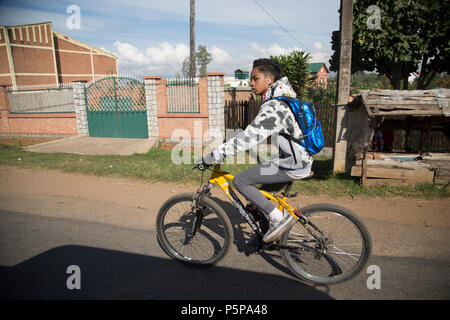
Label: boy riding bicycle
xmin=197 ymin=58 xmax=313 ymax=244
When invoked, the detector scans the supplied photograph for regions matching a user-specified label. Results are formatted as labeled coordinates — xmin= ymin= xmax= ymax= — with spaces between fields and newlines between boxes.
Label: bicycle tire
xmin=156 ymin=193 xmax=233 ymax=267
xmin=280 ymin=203 xmax=372 ymax=285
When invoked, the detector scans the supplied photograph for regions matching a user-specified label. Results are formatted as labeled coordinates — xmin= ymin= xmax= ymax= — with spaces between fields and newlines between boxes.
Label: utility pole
xmin=189 ymin=0 xmax=196 ymax=78
xmin=333 ymin=0 xmax=353 ymax=173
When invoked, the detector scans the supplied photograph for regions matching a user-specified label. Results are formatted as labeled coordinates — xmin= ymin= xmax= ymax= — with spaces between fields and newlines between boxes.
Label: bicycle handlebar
xmin=193 ymin=163 xmax=209 ymax=171
xmin=192 ymin=163 xmax=221 ymax=171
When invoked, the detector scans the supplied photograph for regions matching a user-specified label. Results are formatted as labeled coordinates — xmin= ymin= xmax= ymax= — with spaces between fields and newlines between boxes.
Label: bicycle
xmin=156 ymin=163 xmax=372 ymax=285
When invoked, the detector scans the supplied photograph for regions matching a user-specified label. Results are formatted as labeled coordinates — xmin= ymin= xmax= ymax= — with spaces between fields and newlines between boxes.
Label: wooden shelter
xmin=344 ymin=88 xmax=450 ymax=186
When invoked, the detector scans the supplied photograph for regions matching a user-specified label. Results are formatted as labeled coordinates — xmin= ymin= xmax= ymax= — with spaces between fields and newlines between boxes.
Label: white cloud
xmin=112 ymin=40 xmax=331 ymax=77
xmin=210 ymin=46 xmax=232 ymax=65
xmin=249 ymin=42 xmax=302 ymax=57
xmin=112 ymin=41 xmax=190 ymax=76
xmin=310 ymin=51 xmax=330 ymax=63
xmin=113 ymin=41 xmax=149 ymax=65
xmin=313 ymin=42 xmax=324 ymax=50
xmin=145 ymin=42 xmax=189 ymax=65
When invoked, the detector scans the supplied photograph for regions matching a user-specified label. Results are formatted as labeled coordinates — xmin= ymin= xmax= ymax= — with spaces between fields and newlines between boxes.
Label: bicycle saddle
xmin=259 ymin=171 xmax=314 ymax=198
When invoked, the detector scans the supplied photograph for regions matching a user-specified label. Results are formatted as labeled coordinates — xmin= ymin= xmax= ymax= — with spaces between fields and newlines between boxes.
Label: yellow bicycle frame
xmin=207 ymin=166 xmax=298 ymax=219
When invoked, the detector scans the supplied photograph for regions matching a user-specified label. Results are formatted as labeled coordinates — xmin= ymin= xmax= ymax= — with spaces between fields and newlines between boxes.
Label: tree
xmin=181 ymin=45 xmax=212 ymax=78
xmin=329 ymin=0 xmax=450 ymax=90
xmin=270 ymin=51 xmax=312 ymax=100
xmin=415 ymin=1 xmax=450 ymax=89
xmin=181 ymin=56 xmax=191 ymax=78
xmin=189 ymin=0 xmax=196 ymax=78
xmin=329 ymin=30 xmax=374 ymax=76
xmin=195 ymin=45 xmax=212 ymax=77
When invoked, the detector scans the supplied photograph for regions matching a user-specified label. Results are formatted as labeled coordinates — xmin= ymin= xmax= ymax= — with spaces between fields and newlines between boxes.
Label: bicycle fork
xmin=185 ymin=183 xmax=217 ymax=240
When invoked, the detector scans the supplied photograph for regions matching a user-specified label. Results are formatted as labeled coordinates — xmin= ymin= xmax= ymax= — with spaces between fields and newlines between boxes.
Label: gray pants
xmin=233 ymin=162 xmax=294 ymax=217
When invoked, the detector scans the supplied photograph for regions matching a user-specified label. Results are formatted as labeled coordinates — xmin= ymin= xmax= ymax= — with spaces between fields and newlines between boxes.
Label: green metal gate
xmin=85 ymin=76 xmax=148 ymax=138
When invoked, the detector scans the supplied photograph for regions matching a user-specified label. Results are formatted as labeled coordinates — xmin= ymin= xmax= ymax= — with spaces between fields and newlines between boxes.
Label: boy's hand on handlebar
xmin=194 ymin=149 xmax=221 ymax=171
xmin=194 ymin=157 xmax=211 ymax=171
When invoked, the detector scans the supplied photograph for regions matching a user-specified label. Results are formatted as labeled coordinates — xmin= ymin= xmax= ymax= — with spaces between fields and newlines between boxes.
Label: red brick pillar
xmin=198 ymin=77 xmax=208 ymax=115
xmin=0 ymin=86 xmax=11 ymax=134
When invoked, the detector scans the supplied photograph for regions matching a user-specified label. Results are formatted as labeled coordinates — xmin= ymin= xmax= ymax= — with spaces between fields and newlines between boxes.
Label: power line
xmin=252 ymin=0 xmax=312 ymax=53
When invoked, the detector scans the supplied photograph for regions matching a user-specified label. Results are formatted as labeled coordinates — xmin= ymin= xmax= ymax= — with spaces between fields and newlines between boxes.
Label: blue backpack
xmin=271 ymin=96 xmax=325 ymax=156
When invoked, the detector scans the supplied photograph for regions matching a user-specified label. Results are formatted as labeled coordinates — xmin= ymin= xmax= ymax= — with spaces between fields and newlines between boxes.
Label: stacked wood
xmin=421 ymin=159 xmax=450 ymax=184
xmin=351 ymin=152 xmax=450 ymax=186
xmin=355 ymin=89 xmax=450 ymax=116
xmin=351 ymin=165 xmax=434 ymax=186
xmin=351 ymin=152 xmax=440 ymax=186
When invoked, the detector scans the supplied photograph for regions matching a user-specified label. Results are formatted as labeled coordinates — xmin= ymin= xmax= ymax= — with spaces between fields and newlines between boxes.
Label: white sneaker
xmin=262 ymin=213 xmax=296 ymax=243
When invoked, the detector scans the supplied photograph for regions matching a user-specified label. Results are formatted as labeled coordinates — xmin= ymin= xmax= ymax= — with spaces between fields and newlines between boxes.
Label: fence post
xmin=0 ymin=86 xmax=11 ymax=134
xmin=72 ymin=80 xmax=89 ymax=136
xmin=206 ymin=72 xmax=225 ymax=142
xmin=144 ymin=76 xmax=161 ymax=139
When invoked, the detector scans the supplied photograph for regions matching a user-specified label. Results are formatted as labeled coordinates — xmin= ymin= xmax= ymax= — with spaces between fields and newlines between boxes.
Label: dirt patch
xmin=1 ymin=165 xmax=448 ymax=229
xmin=0 ymin=137 xmax=60 ymax=146
xmin=1 ymin=165 xmax=449 ymax=259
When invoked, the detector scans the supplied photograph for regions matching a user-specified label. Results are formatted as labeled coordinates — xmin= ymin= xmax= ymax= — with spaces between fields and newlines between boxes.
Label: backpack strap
xmin=280 ymin=132 xmax=304 ymax=146
xmin=270 ymin=97 xmax=307 ymax=142
xmin=266 ymin=97 xmax=311 ymax=159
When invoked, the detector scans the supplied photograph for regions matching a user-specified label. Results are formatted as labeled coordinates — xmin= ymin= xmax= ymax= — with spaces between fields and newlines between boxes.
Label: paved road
xmin=1 ymin=206 xmax=449 ymax=300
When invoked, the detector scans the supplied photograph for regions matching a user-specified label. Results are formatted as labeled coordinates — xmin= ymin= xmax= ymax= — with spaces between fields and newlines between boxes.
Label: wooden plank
xmin=361 ymin=156 xmax=367 ymax=186
xmin=351 ymin=166 xmax=434 ymax=182
xmin=435 ymin=177 xmax=450 ymax=184
xmin=370 ymin=105 xmax=439 ymax=111
xmin=351 ymin=166 xmax=362 ymax=176
xmin=366 ymin=178 xmax=412 ymax=186
xmin=370 ymin=104 xmax=438 ymax=110
xmin=367 ymin=109 xmax=442 ymax=116
xmin=363 ymin=89 xmax=438 ymax=97
xmin=355 ymin=159 xmax=431 ymax=169
xmin=364 ymin=99 xmax=437 ymax=105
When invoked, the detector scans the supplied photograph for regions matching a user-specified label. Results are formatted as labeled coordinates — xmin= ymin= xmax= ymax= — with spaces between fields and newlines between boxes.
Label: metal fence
xmin=314 ymin=103 xmax=336 ymax=148
xmin=225 ymin=99 xmax=337 ymax=148
xmin=225 ymin=98 xmax=261 ymax=130
xmin=7 ymin=83 xmax=74 ymax=113
xmin=166 ymin=78 xmax=199 ymax=113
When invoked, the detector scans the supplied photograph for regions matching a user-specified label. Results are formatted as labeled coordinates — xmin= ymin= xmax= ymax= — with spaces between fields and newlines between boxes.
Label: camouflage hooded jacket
xmin=208 ymin=77 xmax=313 ymax=171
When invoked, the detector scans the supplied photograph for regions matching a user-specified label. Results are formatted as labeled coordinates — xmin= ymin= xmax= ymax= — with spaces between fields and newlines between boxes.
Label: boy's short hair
xmin=253 ymin=58 xmax=282 ymax=81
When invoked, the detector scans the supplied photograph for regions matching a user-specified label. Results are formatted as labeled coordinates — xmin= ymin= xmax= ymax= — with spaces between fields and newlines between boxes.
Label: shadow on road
xmin=0 ymin=244 xmax=333 ymax=300
xmin=209 ymin=196 xmax=296 ymax=276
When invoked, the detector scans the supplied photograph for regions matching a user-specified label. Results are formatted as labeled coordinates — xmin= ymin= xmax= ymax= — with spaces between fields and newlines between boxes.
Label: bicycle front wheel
xmin=156 ymin=193 xmax=233 ymax=267
xmin=280 ymin=204 xmax=372 ymax=285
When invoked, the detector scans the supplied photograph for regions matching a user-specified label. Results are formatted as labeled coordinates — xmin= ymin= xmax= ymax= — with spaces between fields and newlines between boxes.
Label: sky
xmin=0 ymin=0 xmax=341 ymax=78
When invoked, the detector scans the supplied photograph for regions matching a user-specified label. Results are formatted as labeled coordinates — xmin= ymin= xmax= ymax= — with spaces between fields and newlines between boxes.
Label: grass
xmin=0 ymin=142 xmax=448 ymax=199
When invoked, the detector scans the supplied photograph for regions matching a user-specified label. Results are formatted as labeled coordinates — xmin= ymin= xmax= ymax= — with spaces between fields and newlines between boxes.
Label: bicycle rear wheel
xmin=280 ymin=204 xmax=372 ymax=285
xmin=156 ymin=193 xmax=232 ymax=266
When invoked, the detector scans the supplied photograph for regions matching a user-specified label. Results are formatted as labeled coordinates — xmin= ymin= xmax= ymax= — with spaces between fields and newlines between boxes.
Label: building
xmin=224 ymin=69 xmax=250 ymax=88
xmin=234 ymin=69 xmax=249 ymax=79
xmin=0 ymin=22 xmax=117 ymax=87
xmin=309 ymin=62 xmax=329 ymax=89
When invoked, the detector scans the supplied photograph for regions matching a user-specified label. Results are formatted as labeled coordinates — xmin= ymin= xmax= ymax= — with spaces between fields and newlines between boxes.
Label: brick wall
xmin=0 ymin=22 xmax=117 ymax=87
xmin=0 ymin=86 xmax=11 ymax=133
xmin=1 ymin=73 xmax=226 ymax=141
xmin=0 ymin=85 xmax=76 ymax=136
xmin=146 ymin=73 xmax=225 ymax=142
xmin=8 ymin=113 xmax=77 ymax=135
xmin=152 ymin=76 xmax=210 ymax=140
